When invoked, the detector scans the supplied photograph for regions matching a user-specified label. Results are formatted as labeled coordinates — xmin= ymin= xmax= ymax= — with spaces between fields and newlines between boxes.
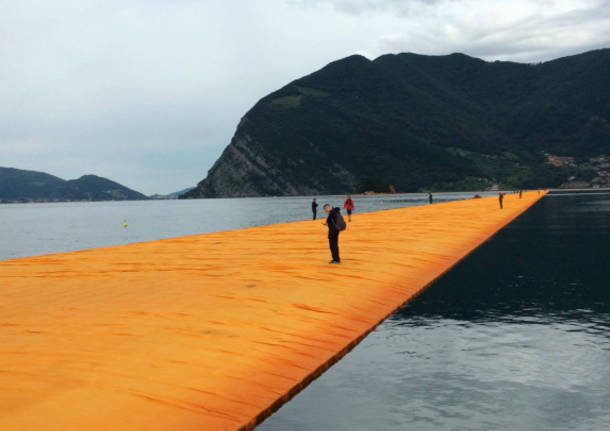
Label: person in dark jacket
xmin=323 ymin=204 xmax=341 ymax=264
xmin=428 ymin=192 xmax=433 ymax=204
xmin=312 ymin=198 xmax=318 ymax=220
xmin=499 ymin=192 xmax=504 ymax=209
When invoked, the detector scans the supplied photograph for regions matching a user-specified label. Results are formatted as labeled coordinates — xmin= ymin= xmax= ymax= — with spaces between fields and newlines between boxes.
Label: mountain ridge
xmin=185 ymin=48 xmax=609 ymax=197
xmin=0 ymin=167 xmax=148 ymax=203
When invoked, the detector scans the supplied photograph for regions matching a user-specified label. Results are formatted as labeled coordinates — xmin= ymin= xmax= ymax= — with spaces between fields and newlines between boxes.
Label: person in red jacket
xmin=343 ymin=195 xmax=354 ymax=222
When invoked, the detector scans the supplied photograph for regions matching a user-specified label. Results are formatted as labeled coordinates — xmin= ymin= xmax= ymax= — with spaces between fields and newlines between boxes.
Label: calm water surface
xmin=259 ymin=193 xmax=610 ymax=431
xmin=0 ymin=191 xmax=491 ymax=260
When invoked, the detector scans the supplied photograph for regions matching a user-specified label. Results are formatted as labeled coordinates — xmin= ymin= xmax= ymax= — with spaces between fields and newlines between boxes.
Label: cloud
xmin=0 ymin=0 xmax=608 ymax=193
xmin=290 ymin=0 xmax=441 ymax=15
xmin=292 ymin=0 xmax=610 ymax=61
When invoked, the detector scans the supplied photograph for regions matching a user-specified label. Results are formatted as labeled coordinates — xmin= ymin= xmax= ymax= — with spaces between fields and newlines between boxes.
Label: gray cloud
xmin=292 ymin=0 xmax=610 ymax=61
xmin=290 ymin=0 xmax=441 ymax=15
xmin=384 ymin=1 xmax=610 ymax=62
xmin=1 ymin=0 xmax=609 ymax=194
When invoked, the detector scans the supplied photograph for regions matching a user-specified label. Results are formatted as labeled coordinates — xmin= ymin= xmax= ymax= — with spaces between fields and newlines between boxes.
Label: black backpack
xmin=333 ymin=210 xmax=347 ymax=231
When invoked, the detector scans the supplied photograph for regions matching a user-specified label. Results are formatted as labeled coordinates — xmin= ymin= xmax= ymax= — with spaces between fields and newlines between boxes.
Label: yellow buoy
xmin=122 ymin=221 xmax=127 ymax=228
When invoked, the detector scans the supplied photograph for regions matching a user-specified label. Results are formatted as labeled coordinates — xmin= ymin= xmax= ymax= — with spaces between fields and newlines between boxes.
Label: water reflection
xmin=260 ymin=193 xmax=610 ymax=431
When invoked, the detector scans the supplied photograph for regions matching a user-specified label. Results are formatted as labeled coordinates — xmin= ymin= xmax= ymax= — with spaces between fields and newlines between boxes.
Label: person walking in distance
xmin=499 ymin=192 xmax=504 ymax=209
xmin=323 ymin=204 xmax=345 ymax=264
xmin=343 ymin=195 xmax=354 ymax=222
xmin=428 ymin=192 xmax=433 ymax=204
xmin=311 ymin=198 xmax=318 ymax=220
xmin=519 ymin=190 xmax=523 ymax=199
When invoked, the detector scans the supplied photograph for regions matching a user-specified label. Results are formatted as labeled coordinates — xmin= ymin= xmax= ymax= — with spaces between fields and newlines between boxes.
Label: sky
xmin=1 ymin=0 xmax=609 ymax=194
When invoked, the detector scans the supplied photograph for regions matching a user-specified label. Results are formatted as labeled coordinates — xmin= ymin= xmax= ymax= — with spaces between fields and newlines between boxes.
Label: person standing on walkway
xmin=312 ymin=198 xmax=318 ymax=220
xmin=343 ymin=195 xmax=354 ymax=222
xmin=499 ymin=192 xmax=504 ymax=209
xmin=519 ymin=190 xmax=523 ymax=199
xmin=323 ymin=204 xmax=344 ymax=264
xmin=428 ymin=192 xmax=433 ymax=204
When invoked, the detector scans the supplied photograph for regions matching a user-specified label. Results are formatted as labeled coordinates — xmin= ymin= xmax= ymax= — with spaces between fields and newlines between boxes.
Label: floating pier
xmin=0 ymin=191 xmax=545 ymax=430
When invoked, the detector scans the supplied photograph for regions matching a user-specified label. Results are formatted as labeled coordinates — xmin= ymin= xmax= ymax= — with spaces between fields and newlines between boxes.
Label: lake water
xmin=259 ymin=192 xmax=610 ymax=431
xmin=2 ymin=192 xmax=608 ymax=430
xmin=0 ymin=191 xmax=492 ymax=260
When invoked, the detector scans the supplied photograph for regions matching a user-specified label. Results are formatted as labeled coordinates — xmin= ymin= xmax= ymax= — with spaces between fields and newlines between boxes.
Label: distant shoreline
xmin=547 ymin=188 xmax=610 ymax=194
xmin=0 ymin=198 xmax=149 ymax=205
xmin=3 ymin=188 xmax=608 ymax=204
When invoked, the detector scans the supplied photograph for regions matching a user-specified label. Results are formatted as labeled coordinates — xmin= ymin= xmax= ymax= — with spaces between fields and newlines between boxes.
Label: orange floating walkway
xmin=0 ymin=191 xmax=545 ymax=430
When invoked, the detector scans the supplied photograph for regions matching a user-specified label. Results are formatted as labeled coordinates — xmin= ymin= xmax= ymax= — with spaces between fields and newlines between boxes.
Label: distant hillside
xmin=149 ymin=187 xmax=195 ymax=200
xmin=0 ymin=167 xmax=147 ymax=203
xmin=169 ymin=186 xmax=195 ymax=198
xmin=184 ymin=48 xmax=610 ymax=197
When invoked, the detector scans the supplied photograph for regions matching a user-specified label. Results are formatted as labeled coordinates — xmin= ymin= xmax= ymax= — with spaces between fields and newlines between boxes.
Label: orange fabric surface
xmin=0 ymin=191 xmax=545 ymax=430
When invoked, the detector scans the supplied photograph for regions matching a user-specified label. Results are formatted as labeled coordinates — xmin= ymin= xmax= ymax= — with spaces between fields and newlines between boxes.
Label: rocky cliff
xmin=185 ymin=49 xmax=610 ymax=197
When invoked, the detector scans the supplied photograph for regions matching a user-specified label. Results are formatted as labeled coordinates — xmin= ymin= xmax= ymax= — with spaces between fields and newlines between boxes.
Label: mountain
xmin=54 ymin=175 xmax=147 ymax=201
xmin=0 ymin=168 xmax=65 ymax=202
xmin=184 ymin=48 xmax=610 ymax=197
xmin=0 ymin=167 xmax=147 ymax=203
xmin=169 ymin=186 xmax=195 ymax=198
xmin=149 ymin=187 xmax=195 ymax=200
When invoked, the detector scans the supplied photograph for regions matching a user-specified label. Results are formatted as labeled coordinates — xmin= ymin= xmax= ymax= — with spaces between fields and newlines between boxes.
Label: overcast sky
xmin=1 ymin=0 xmax=609 ymax=194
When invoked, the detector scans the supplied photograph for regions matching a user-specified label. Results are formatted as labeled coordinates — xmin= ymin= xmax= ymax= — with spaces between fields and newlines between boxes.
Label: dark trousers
xmin=313 ymin=210 xmax=317 ymax=220
xmin=328 ymin=232 xmax=340 ymax=261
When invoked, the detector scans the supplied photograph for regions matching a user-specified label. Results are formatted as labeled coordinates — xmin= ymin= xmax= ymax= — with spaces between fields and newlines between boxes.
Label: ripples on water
xmin=260 ymin=193 xmax=610 ymax=431
xmin=0 ymin=191 xmax=493 ymax=260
